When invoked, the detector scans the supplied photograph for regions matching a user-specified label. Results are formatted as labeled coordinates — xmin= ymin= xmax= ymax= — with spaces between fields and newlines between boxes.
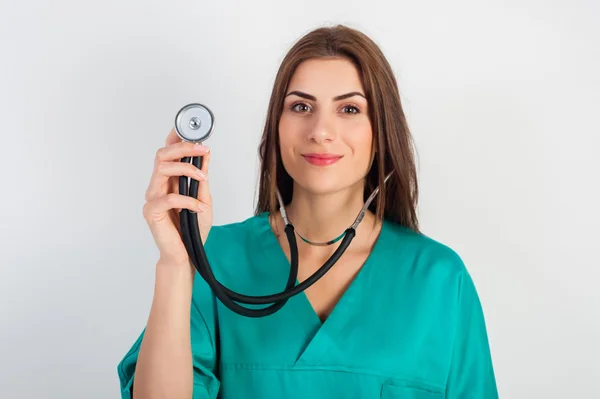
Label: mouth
xmin=301 ymin=153 xmax=343 ymax=166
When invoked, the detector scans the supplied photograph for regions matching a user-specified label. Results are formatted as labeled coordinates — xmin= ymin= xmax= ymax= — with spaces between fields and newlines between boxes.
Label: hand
xmin=142 ymin=128 xmax=212 ymax=268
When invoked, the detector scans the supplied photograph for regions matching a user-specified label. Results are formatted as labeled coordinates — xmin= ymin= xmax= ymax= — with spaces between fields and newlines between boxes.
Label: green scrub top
xmin=117 ymin=212 xmax=498 ymax=398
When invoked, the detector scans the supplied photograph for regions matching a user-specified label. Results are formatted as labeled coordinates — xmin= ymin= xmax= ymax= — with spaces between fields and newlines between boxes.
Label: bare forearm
xmin=133 ymin=262 xmax=195 ymax=399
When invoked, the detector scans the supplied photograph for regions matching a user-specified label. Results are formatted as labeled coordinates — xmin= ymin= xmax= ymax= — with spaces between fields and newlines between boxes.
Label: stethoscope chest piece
xmin=174 ymin=103 xmax=215 ymax=143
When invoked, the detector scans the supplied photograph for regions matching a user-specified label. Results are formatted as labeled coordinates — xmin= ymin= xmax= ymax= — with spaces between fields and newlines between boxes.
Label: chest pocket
xmin=380 ymin=382 xmax=443 ymax=399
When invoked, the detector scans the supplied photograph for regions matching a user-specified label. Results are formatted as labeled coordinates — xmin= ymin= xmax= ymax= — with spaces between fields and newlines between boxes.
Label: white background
xmin=1 ymin=0 xmax=598 ymax=397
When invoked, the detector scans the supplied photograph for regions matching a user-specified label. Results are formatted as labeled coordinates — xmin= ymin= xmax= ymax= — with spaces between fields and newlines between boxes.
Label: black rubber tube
xmin=178 ymin=155 xmax=356 ymax=317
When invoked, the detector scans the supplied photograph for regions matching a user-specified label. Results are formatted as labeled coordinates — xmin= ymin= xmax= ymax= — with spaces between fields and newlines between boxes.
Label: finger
xmin=163 ymin=161 xmax=208 ymax=182
xmin=146 ymin=161 xmax=208 ymax=202
xmin=144 ymin=193 xmax=209 ymax=223
xmin=165 ymin=127 xmax=180 ymax=146
xmin=200 ymin=147 xmax=209 ymax=175
xmin=155 ymin=140 xmax=210 ymax=165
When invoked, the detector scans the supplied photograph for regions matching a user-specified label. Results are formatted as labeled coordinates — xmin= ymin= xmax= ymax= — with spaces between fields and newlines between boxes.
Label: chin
xmin=292 ymin=170 xmax=354 ymax=196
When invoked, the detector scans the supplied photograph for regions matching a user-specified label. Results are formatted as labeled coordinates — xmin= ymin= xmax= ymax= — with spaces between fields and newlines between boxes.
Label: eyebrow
xmin=284 ymin=90 xmax=366 ymax=102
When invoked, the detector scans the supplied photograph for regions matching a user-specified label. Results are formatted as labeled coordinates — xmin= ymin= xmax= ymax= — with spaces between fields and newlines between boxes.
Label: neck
xmin=284 ymin=181 xmax=370 ymax=245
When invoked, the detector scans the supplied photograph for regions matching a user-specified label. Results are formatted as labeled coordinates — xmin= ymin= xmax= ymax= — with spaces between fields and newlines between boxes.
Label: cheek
xmin=278 ymin=115 xmax=292 ymax=143
xmin=345 ymin=122 xmax=374 ymax=162
xmin=278 ymin=115 xmax=298 ymax=164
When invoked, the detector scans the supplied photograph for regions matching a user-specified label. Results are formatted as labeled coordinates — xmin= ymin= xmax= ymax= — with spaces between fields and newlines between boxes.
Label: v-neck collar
xmin=255 ymin=212 xmax=393 ymax=366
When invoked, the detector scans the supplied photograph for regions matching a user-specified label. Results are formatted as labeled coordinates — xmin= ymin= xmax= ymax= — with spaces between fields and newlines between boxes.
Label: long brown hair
xmin=254 ymin=24 xmax=420 ymax=233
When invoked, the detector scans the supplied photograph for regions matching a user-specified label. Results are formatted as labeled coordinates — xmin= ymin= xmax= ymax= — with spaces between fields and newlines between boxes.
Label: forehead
xmin=287 ymin=58 xmax=364 ymax=95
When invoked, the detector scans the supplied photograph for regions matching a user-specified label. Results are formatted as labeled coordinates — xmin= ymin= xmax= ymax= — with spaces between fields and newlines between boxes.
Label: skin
xmin=271 ymin=57 xmax=383 ymax=322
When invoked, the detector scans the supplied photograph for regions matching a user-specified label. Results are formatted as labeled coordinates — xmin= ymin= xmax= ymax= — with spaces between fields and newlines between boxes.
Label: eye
xmin=290 ymin=102 xmax=311 ymax=113
xmin=341 ymin=104 xmax=360 ymax=114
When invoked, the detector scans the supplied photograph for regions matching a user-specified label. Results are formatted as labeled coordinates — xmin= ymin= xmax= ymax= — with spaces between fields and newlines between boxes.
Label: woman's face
xmin=279 ymin=58 xmax=373 ymax=197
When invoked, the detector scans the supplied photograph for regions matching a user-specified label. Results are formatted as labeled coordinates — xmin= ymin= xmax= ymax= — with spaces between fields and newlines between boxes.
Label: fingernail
xmin=196 ymin=170 xmax=206 ymax=180
xmin=195 ymin=145 xmax=208 ymax=152
xmin=198 ymin=202 xmax=206 ymax=211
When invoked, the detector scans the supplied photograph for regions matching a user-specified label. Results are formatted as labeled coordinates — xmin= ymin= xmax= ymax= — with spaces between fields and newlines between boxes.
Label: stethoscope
xmin=174 ymin=103 xmax=391 ymax=318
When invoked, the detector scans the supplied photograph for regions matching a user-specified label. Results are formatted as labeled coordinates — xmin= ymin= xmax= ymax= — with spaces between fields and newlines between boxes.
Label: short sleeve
xmin=116 ymin=272 xmax=221 ymax=399
xmin=445 ymin=270 xmax=499 ymax=399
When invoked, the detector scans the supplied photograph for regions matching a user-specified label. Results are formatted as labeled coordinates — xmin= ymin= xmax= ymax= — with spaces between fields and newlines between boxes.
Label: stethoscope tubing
xmin=179 ymin=154 xmax=358 ymax=317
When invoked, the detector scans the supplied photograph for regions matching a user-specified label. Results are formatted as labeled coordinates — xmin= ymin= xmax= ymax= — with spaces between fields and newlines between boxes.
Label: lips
xmin=302 ymin=153 xmax=343 ymax=166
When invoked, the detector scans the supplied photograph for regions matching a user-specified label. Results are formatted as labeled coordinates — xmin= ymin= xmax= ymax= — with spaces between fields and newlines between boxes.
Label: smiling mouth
xmin=301 ymin=153 xmax=343 ymax=166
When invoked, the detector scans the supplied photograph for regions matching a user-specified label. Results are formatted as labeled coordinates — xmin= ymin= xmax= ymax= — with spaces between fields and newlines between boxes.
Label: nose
xmin=307 ymin=111 xmax=336 ymax=144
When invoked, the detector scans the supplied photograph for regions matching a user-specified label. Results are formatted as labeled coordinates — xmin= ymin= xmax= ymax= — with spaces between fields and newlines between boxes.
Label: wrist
xmin=155 ymin=259 xmax=196 ymax=281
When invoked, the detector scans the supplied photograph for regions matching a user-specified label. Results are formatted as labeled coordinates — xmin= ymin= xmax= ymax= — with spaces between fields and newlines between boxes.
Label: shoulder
xmin=381 ymin=220 xmax=484 ymax=322
xmin=191 ymin=212 xmax=267 ymax=294
xmin=383 ymin=220 xmax=468 ymax=279
xmin=192 ymin=212 xmax=272 ymax=296
xmin=209 ymin=212 xmax=267 ymax=237
xmin=379 ymin=219 xmax=482 ymax=310
xmin=204 ymin=212 xmax=269 ymax=254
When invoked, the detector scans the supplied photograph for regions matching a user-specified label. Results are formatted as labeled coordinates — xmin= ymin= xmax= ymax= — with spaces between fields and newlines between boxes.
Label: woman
xmin=117 ymin=25 xmax=499 ymax=398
